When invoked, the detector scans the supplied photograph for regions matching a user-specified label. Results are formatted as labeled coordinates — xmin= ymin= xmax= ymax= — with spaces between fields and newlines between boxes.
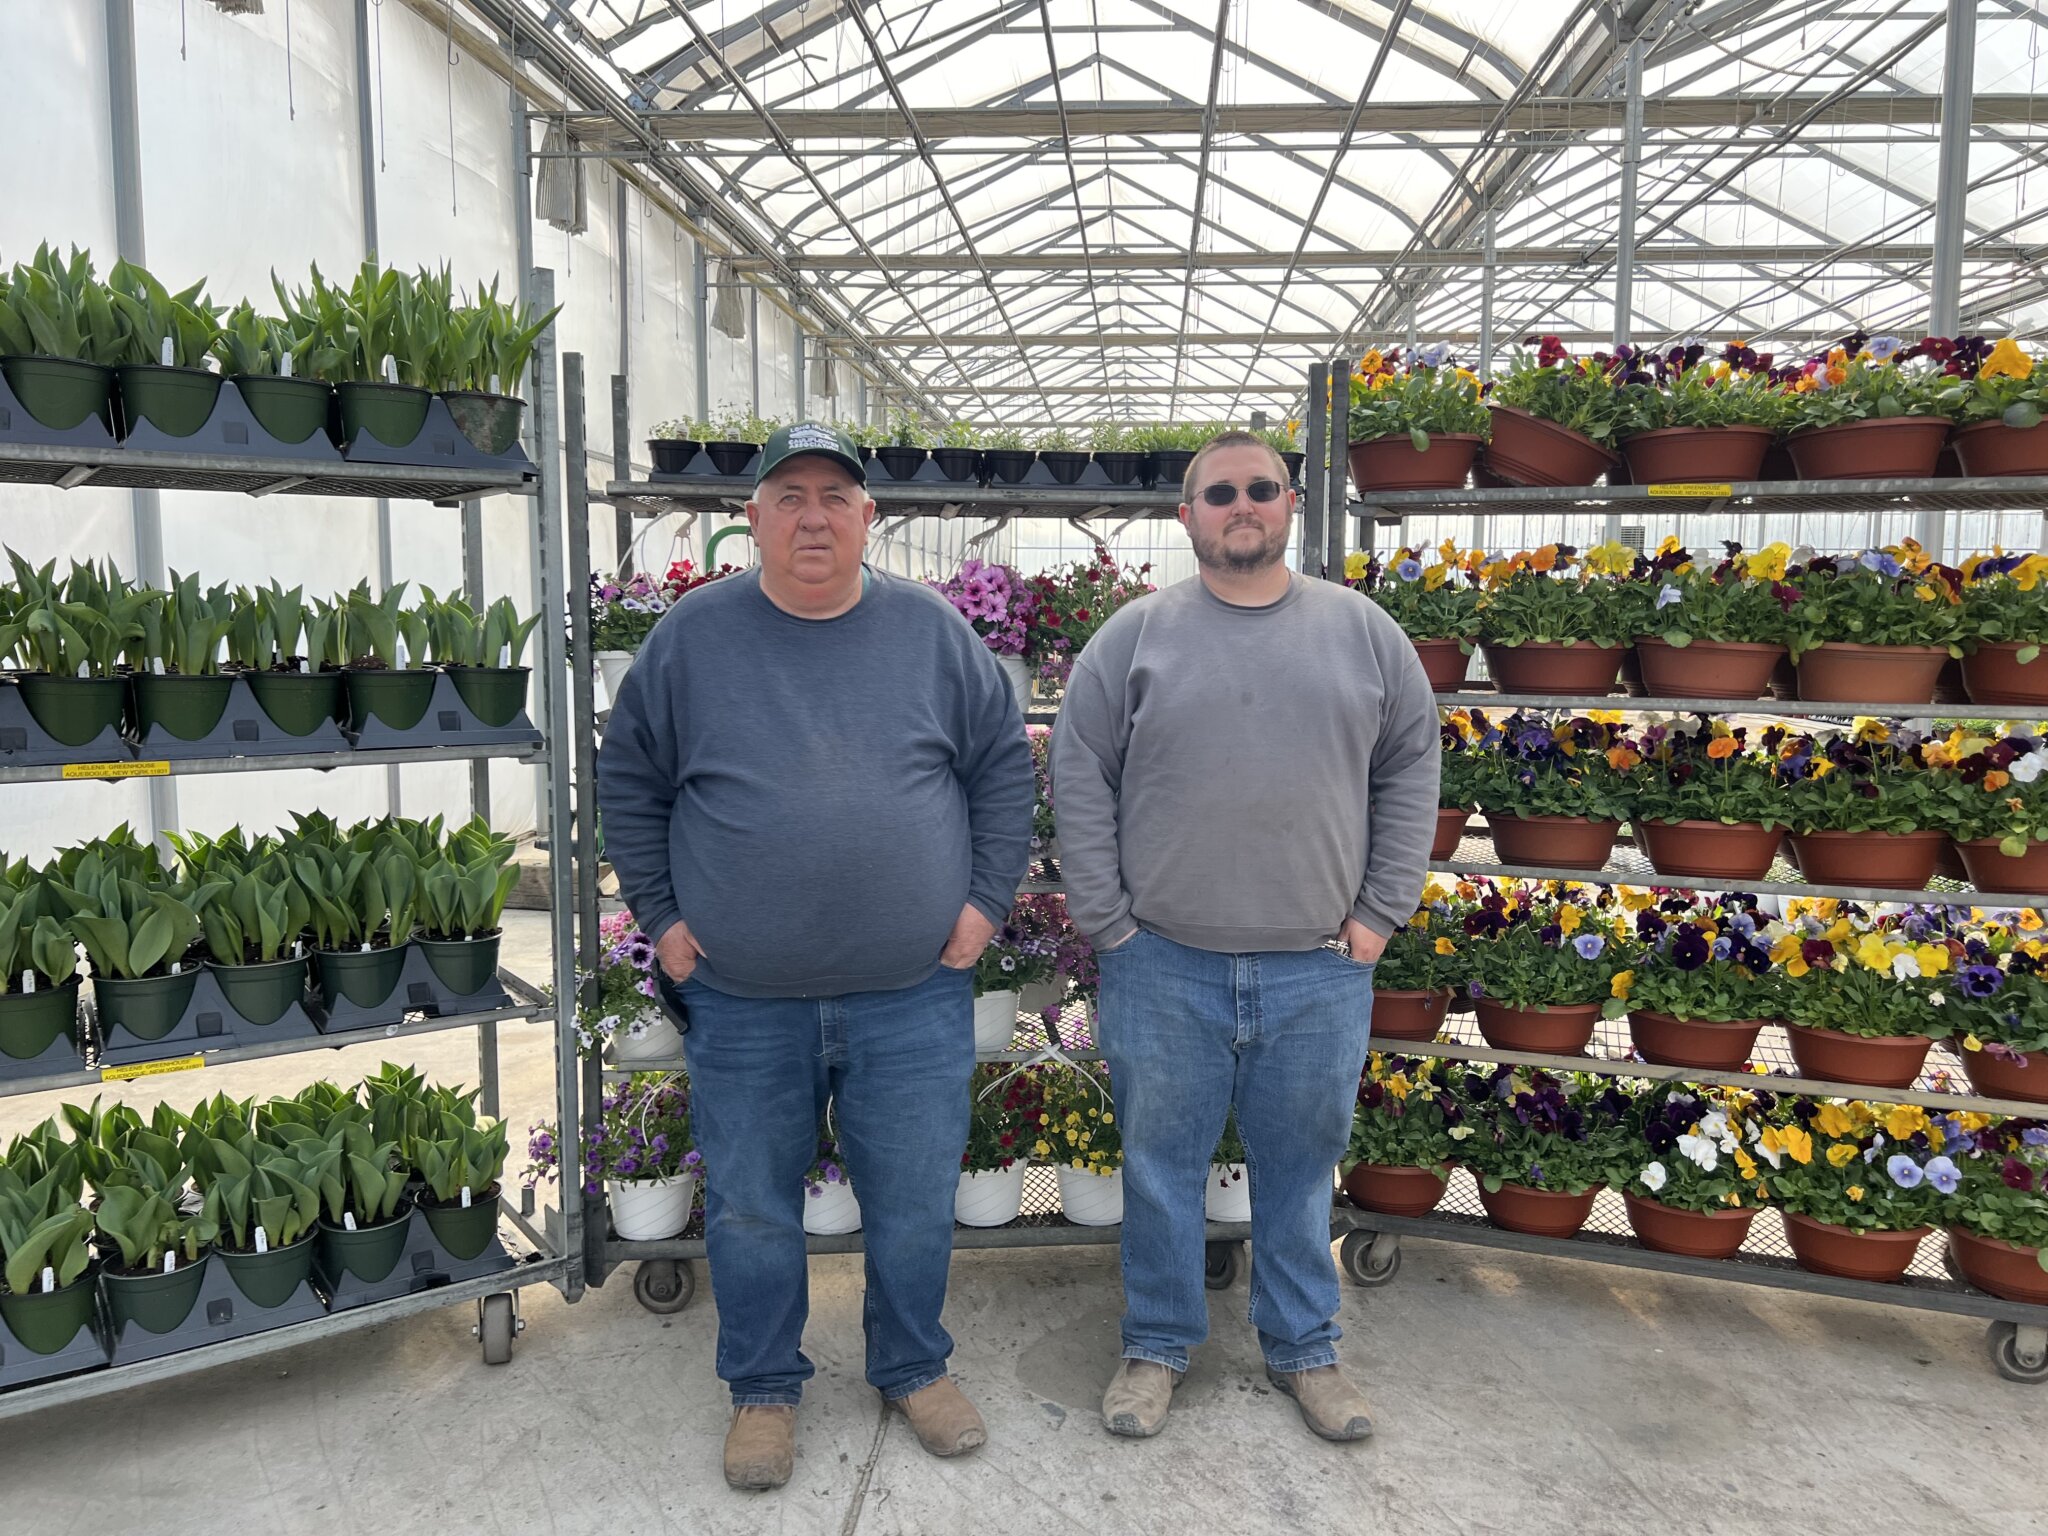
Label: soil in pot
xmin=0 ymin=978 xmax=81 ymax=1061
xmin=1948 ymin=418 xmax=2048 ymax=478
xmin=132 ymin=673 xmax=234 ymax=740
xmin=1484 ymin=813 xmax=1620 ymax=870
xmin=445 ymin=666 xmax=530 ymax=727
xmin=346 ymin=667 xmax=437 ymax=732
xmin=94 ymin=969 xmax=201 ymax=1042
xmin=233 ymin=376 xmax=332 ymax=445
xmin=984 ymin=449 xmax=1033 ymax=484
xmin=1370 ymin=988 xmax=1451 ymax=1042
xmin=1785 ymin=1023 xmax=1933 ymax=1090
xmin=1622 ymin=1192 xmax=1759 ymax=1259
xmin=1 ymin=356 xmax=116 ymax=431
xmin=704 ymin=441 xmax=758 ymax=476
xmin=1962 ymin=642 xmax=2048 ymax=708
xmin=317 ymin=1210 xmax=412 ymax=1284
xmin=417 ymin=931 xmax=502 ymax=996
xmin=1346 ymin=433 xmax=1482 ymax=492
xmin=440 ymin=392 xmax=526 ymax=456
xmin=16 ymin=674 xmax=127 ymax=746
xmin=102 ymin=1252 xmax=212 ymax=1334
xmin=1628 ymin=1009 xmax=1767 ymax=1072
xmin=1412 ymin=638 xmax=1474 ymax=692
xmin=1342 ymin=1162 xmax=1448 ymax=1218
xmin=1619 ymin=424 xmax=1775 ymax=485
xmin=1633 ymin=637 xmax=1784 ymax=700
xmin=1474 ymin=999 xmax=1599 ymax=1054
xmin=1788 ymin=829 xmax=1943 ymax=889
xmin=315 ymin=941 xmax=412 ymax=1012
xmin=1956 ymin=1045 xmax=2048 ymax=1104
xmin=419 ymin=1187 xmax=502 ymax=1260
xmin=0 ymin=1272 xmax=98 ymax=1355
xmin=1481 ymin=641 xmax=1624 ymax=695
xmin=1947 ymin=1227 xmax=2048 ymax=1304
xmin=1795 ymin=642 xmax=1948 ymax=704
xmin=244 ymin=669 xmax=346 ymax=735
xmin=1484 ymin=406 xmax=1617 ymax=488
xmin=219 ymin=1230 xmax=317 ymax=1308
xmin=1782 ymin=1212 xmax=1927 ymax=1283
xmin=1636 ymin=819 xmax=1783 ymax=881
xmin=932 ymin=447 xmax=981 ymax=482
xmin=1477 ymin=1181 xmax=1600 ymax=1238
xmin=115 ymin=364 xmax=223 ymax=439
xmin=1431 ymin=808 xmax=1471 ymax=862
xmin=337 ymin=381 xmax=432 ymax=449
xmin=1092 ymin=450 xmax=1144 ymax=486
xmin=209 ymin=956 xmax=309 ymax=1027
xmin=1955 ymin=838 xmax=2048 ymax=896
xmin=1783 ymin=417 xmax=1951 ymax=480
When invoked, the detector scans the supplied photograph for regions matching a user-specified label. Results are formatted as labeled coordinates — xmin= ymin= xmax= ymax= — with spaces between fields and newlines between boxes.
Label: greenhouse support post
xmin=1326 ymin=357 xmax=1353 ymax=577
xmin=1921 ymin=0 xmax=1978 ymax=562
xmin=1302 ymin=361 xmax=1329 ymax=577
xmin=612 ymin=374 xmax=635 ymax=575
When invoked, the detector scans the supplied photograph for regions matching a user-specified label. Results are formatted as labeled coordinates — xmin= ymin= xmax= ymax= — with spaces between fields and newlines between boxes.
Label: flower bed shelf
xmin=1349 ymin=475 xmax=2048 ymax=522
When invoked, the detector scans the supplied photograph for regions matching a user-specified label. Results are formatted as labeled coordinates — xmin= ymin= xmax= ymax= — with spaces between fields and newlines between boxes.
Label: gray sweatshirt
xmin=596 ymin=567 xmax=1033 ymax=999
xmin=1049 ymin=572 xmax=1440 ymax=953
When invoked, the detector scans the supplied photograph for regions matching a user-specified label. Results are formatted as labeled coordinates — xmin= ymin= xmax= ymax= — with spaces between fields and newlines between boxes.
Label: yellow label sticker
xmin=61 ymin=760 xmax=170 ymax=781
xmin=100 ymin=1054 xmax=205 ymax=1083
xmin=1645 ymin=483 xmax=1733 ymax=498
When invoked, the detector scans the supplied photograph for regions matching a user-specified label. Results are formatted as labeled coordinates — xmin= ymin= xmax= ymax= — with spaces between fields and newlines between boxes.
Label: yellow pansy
xmin=1610 ymin=969 xmax=1635 ymax=999
xmin=1345 ymin=551 xmax=1370 ymax=581
xmin=2022 ymin=909 xmax=2044 ymax=932
xmin=1828 ymin=1142 xmax=1860 ymax=1168
xmin=1852 ymin=717 xmax=1891 ymax=745
xmin=1814 ymin=1102 xmax=1856 ymax=1138
xmin=1847 ymin=1185 xmax=1866 ymax=1202
xmin=1733 ymin=1147 xmax=1759 ymax=1180
xmin=1387 ymin=1074 xmax=1411 ymax=1101
xmin=1980 ymin=337 xmax=2034 ymax=381
xmin=1884 ymin=1104 xmax=1929 ymax=1140
xmin=1558 ymin=905 xmax=1584 ymax=935
xmin=1913 ymin=942 xmax=1951 ymax=977
xmin=1780 ymin=1125 xmax=1814 ymax=1165
xmin=1435 ymin=936 xmax=1457 ymax=956
xmin=1619 ymin=886 xmax=1655 ymax=912
xmin=1854 ymin=934 xmax=1894 ymax=973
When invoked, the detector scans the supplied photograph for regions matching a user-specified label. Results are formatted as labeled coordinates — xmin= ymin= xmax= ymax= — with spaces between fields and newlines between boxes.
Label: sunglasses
xmin=1194 ymin=478 xmax=1287 ymax=508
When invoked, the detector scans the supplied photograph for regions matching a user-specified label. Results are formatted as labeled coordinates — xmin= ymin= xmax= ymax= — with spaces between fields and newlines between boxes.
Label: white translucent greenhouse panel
xmin=0 ymin=5 xmax=117 ymax=259
xmin=758 ymin=304 xmax=797 ymax=420
xmin=628 ymin=200 xmax=700 ymax=458
xmin=707 ymin=301 xmax=754 ymax=415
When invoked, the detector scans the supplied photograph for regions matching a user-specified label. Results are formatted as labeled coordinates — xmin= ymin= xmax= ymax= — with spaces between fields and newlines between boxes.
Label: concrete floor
xmin=4 ymin=912 xmax=2047 ymax=1534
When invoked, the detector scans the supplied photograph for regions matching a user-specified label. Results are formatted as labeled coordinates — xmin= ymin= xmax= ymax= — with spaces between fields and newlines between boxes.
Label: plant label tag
xmin=169 ymin=961 xmax=181 ymax=976
xmin=359 ymin=942 xmax=371 ymax=954
xmin=75 ymin=662 xmax=88 ymax=678
xmin=21 ymin=971 xmax=33 ymax=994
xmin=489 ymin=373 xmax=501 ymax=395
xmin=152 ymin=657 xmax=165 ymax=674
xmin=461 ymin=1185 xmax=472 ymax=1209
xmin=41 ymin=1266 xmax=54 ymax=1295
xmin=343 ymin=1212 xmax=357 ymax=1231
xmin=160 ymin=336 xmax=175 ymax=367
xmin=382 ymin=354 xmax=398 ymax=384
xmin=294 ymin=940 xmax=304 ymax=959
xmin=279 ymin=352 xmax=294 ymax=379
xmin=499 ymin=643 xmax=511 ymax=667
xmin=163 ymin=1252 xmax=176 ymax=1275
xmin=254 ymin=1227 xmax=269 ymax=1254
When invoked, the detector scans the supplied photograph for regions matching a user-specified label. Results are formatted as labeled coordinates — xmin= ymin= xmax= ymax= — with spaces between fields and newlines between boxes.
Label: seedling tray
xmin=104 ymin=1258 xmax=327 ymax=1369
xmin=346 ymin=672 xmax=541 ymax=753
xmin=316 ymin=1206 xmax=514 ymax=1312
xmin=92 ymin=967 xmax=321 ymax=1069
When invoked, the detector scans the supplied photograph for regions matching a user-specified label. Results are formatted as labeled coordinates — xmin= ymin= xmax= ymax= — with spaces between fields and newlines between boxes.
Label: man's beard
xmin=1190 ymin=517 xmax=1289 ymax=574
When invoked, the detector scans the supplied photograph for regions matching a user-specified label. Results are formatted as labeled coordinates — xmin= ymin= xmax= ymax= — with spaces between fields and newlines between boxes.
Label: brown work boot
xmin=892 ymin=1377 xmax=987 ymax=1457
xmin=723 ymin=1404 xmax=796 ymax=1490
xmin=1266 ymin=1364 xmax=1374 ymax=1442
xmin=1101 ymin=1358 xmax=1181 ymax=1439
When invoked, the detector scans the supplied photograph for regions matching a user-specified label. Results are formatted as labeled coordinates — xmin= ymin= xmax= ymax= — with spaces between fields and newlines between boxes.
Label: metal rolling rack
xmin=0 ymin=281 xmax=587 ymax=1416
xmin=1302 ymin=369 xmax=2048 ymax=1382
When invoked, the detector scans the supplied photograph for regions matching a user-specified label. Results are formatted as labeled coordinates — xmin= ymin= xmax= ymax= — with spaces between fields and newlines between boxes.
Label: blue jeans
xmin=677 ymin=963 xmax=975 ymax=1405
xmin=1096 ymin=929 xmax=1373 ymax=1374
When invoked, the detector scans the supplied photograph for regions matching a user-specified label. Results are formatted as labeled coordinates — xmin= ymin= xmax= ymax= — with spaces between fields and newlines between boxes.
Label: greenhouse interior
xmin=3 ymin=0 xmax=2048 ymax=1529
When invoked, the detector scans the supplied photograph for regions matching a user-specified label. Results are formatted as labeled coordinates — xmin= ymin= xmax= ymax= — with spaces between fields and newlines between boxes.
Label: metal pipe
xmin=1301 ymin=363 xmax=1330 ymax=577
xmin=1614 ymin=34 xmax=1647 ymax=348
xmin=1930 ymin=0 xmax=1980 ymax=336
xmin=1479 ymin=208 xmax=1497 ymax=381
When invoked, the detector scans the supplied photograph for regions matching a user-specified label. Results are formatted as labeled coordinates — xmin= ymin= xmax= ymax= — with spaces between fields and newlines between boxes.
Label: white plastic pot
xmin=596 ymin=650 xmax=635 ymax=705
xmin=1056 ymin=1165 xmax=1125 ymax=1227
xmin=607 ymin=1173 xmax=696 ymax=1241
xmin=996 ymin=653 xmax=1032 ymax=712
xmin=973 ymin=989 xmax=1020 ymax=1052
xmin=1205 ymin=1163 xmax=1252 ymax=1223
xmin=611 ymin=1009 xmax=684 ymax=1064
xmin=955 ymin=1163 xmax=1026 ymax=1227
xmin=802 ymin=1177 xmax=862 ymax=1235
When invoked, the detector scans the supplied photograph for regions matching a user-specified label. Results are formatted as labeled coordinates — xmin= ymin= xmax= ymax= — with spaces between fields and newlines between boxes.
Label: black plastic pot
xmin=115 ymin=364 xmax=222 ymax=439
xmin=244 ymin=669 xmax=346 ymax=736
xmin=1 ymin=356 xmax=115 ymax=431
xmin=647 ymin=438 xmax=699 ymax=474
xmin=445 ymin=666 xmax=529 ymax=728
xmin=208 ymin=956 xmax=309 ymax=1027
xmin=102 ymin=1251 xmax=211 ymax=1335
xmin=1148 ymin=449 xmax=1196 ymax=491
xmin=932 ymin=447 xmax=981 ymax=482
xmin=0 ymin=1271 xmax=97 ymax=1355
xmin=984 ymin=449 xmax=1034 ymax=484
xmin=315 ymin=942 xmax=411 ymax=1012
xmin=419 ymin=1189 xmax=501 ymax=1261
xmin=440 ymin=391 xmax=526 ymax=456
xmin=219 ymin=1231 xmax=316 ymax=1308
xmin=317 ymin=1210 xmax=411 ymax=1284
xmin=703 ymin=440 xmax=757 ymax=476
xmin=231 ymin=376 xmax=332 ymax=445
xmin=337 ymin=382 xmax=431 ymax=449
xmin=0 ymin=977 xmax=80 ymax=1061
xmin=345 ymin=668 xmax=436 ymax=732
xmin=417 ymin=932 xmax=502 ymax=996
xmin=1039 ymin=450 xmax=1088 ymax=485
xmin=93 ymin=969 xmax=201 ymax=1042
xmin=1092 ymin=451 xmax=1145 ymax=485
xmin=875 ymin=445 xmax=927 ymax=479
xmin=16 ymin=674 xmax=127 ymax=746
xmin=1282 ymin=450 xmax=1306 ymax=485
xmin=131 ymin=673 xmax=234 ymax=740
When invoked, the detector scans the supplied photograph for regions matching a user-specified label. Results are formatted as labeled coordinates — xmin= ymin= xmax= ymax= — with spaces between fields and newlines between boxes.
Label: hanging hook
xmin=963 ymin=515 xmax=1009 ymax=552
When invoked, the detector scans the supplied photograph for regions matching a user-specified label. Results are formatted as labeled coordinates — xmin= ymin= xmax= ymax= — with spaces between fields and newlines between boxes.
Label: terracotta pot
xmin=1484 ymin=406 xmax=1616 ymax=488
xmin=1782 ymin=1211 xmax=1928 ymax=1283
xmin=1484 ymin=813 xmax=1620 ymax=871
xmin=1962 ymin=641 xmax=2048 ymax=708
xmin=1795 ymin=642 xmax=1948 ymax=704
xmin=1955 ymin=837 xmax=2048 ymax=897
xmin=1785 ymin=1022 xmax=1933 ymax=1090
xmin=1619 ymin=424 xmax=1775 ymax=485
xmin=1370 ymin=987 xmax=1452 ymax=1042
xmin=1481 ymin=641 xmax=1624 ymax=695
xmin=1431 ymin=807 xmax=1471 ymax=862
xmin=1622 ymin=1192 xmax=1759 ymax=1259
xmin=1633 ymin=636 xmax=1785 ymax=700
xmin=1947 ymin=1227 xmax=2048 ymax=1303
xmin=1949 ymin=418 xmax=2048 ymax=478
xmin=1957 ymin=1044 xmax=2048 ymax=1104
xmin=1474 ymin=999 xmax=1599 ymax=1054
xmin=1628 ymin=1009 xmax=1768 ymax=1072
xmin=1636 ymin=819 xmax=1783 ymax=882
xmin=1343 ymin=1162 xmax=1449 ymax=1218
xmin=1347 ymin=432 xmax=1482 ymax=491
xmin=1477 ymin=1181 xmax=1601 ymax=1238
xmin=1783 ymin=417 xmax=1951 ymax=480
xmin=1411 ymin=638 xmax=1474 ymax=692
xmin=1787 ymin=829 xmax=1943 ymax=890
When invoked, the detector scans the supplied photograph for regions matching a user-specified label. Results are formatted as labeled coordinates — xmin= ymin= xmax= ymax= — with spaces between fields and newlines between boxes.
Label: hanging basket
xmin=1342 ymin=1162 xmax=1448 ymax=1218
xmin=1475 ymin=998 xmax=1600 ymax=1054
xmin=1956 ymin=1044 xmax=2048 ymax=1104
xmin=1204 ymin=1163 xmax=1252 ymax=1223
xmin=1785 ymin=1022 xmax=1933 ymax=1090
xmin=1618 ymin=424 xmax=1775 ymax=485
xmin=1410 ymin=638 xmax=1474 ymax=692
xmin=1783 ymin=417 xmax=1950 ymax=480
xmin=1632 ymin=637 xmax=1784 ymax=700
xmin=1480 ymin=641 xmax=1624 ymax=695
xmin=1369 ymin=987 xmax=1451 ymax=1042
xmin=607 ymin=1174 xmax=697 ymax=1241
xmin=1477 ymin=1181 xmax=1600 ymax=1238
xmin=1787 ymin=829 xmax=1943 ymax=889
xmin=1346 ymin=433 xmax=1482 ymax=492
xmin=955 ymin=1164 xmax=1026 ymax=1228
xmin=1431 ymin=808 xmax=1470 ymax=862
xmin=1954 ymin=837 xmax=2048 ymax=897
xmin=1484 ymin=813 xmax=1620 ymax=870
xmin=972 ymin=990 xmax=1020 ymax=1053
xmin=1783 ymin=1212 xmax=1927 ymax=1283
xmin=1622 ymin=1193 xmax=1758 ymax=1259
xmin=1947 ymin=1227 xmax=2048 ymax=1303
xmin=1945 ymin=419 xmax=2048 ymax=478
xmin=1483 ymin=407 xmax=1617 ymax=488
xmin=1056 ymin=1166 xmax=1124 ymax=1226
xmin=1795 ymin=642 xmax=1949 ymax=704
xmin=1635 ymin=819 xmax=1783 ymax=881
xmin=1962 ymin=642 xmax=2048 ymax=708
xmin=1628 ymin=1009 xmax=1767 ymax=1072
xmin=802 ymin=1178 xmax=863 ymax=1236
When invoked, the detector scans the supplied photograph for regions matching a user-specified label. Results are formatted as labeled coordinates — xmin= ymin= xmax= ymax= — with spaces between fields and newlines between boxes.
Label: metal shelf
xmin=0 ymin=740 xmax=542 ymax=786
xmin=1431 ymin=690 xmax=1994 ymax=721
xmin=605 ymin=475 xmax=1188 ymax=519
xmin=0 ymin=441 xmax=535 ymax=504
xmin=1352 ymin=474 xmax=2048 ymax=520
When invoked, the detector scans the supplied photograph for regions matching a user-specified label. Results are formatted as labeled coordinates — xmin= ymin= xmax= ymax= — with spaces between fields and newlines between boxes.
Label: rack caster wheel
xmin=476 ymin=1292 xmax=520 ymax=1364
xmin=1988 ymin=1321 xmax=2048 ymax=1383
xmin=1340 ymin=1230 xmax=1402 ymax=1287
xmin=634 ymin=1259 xmax=695 ymax=1314
xmin=1204 ymin=1241 xmax=1241 ymax=1289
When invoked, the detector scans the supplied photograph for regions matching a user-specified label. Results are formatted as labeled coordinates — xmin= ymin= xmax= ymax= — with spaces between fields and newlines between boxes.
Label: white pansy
xmin=1892 ymin=952 xmax=1921 ymax=980
xmin=1640 ymin=1161 xmax=1669 ymax=1193
xmin=1755 ymin=1139 xmax=1783 ymax=1170
xmin=1677 ymin=1134 xmax=1720 ymax=1171
xmin=1930 ymin=991 xmax=1946 ymax=1007
xmin=2012 ymin=753 xmax=2045 ymax=785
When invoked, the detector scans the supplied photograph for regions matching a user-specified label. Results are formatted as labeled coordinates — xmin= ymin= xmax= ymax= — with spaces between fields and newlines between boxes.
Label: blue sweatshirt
xmin=595 ymin=566 xmax=1033 ymax=999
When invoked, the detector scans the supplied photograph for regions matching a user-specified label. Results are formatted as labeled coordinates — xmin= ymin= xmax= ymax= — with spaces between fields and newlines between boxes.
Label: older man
xmin=1050 ymin=429 xmax=1439 ymax=1444
xmin=597 ymin=422 xmax=1033 ymax=1490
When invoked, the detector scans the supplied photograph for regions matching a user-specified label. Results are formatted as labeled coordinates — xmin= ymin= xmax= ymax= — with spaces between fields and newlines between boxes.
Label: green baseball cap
xmin=755 ymin=421 xmax=866 ymax=486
